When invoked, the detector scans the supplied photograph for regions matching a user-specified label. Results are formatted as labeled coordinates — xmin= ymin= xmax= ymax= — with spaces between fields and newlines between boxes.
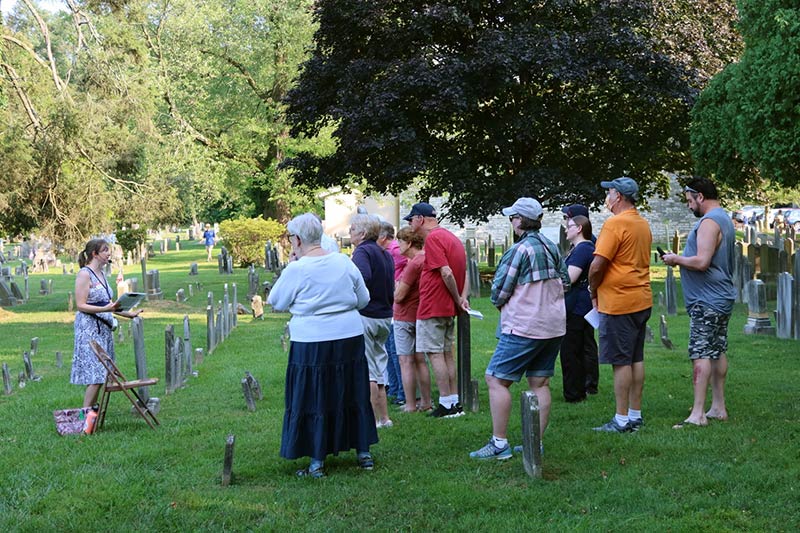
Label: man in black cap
xmin=562 ymin=204 xmax=596 ymax=244
xmin=404 ymin=202 xmax=469 ymax=417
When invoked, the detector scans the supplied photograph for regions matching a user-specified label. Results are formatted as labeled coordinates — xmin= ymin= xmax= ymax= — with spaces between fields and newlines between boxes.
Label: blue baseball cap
xmin=600 ymin=177 xmax=639 ymax=200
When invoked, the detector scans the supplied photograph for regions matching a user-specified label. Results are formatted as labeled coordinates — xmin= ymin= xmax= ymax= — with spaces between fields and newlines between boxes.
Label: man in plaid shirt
xmin=470 ymin=197 xmax=569 ymax=461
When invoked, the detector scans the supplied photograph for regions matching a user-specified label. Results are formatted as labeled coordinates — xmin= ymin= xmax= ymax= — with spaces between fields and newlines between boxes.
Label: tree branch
xmin=20 ymin=0 xmax=66 ymax=92
xmin=1 ymin=62 xmax=41 ymax=130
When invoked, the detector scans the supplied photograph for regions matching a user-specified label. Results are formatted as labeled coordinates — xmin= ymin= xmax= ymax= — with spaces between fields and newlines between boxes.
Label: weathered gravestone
xmin=23 ymin=351 xmax=41 ymax=381
xmin=793 ymin=253 xmax=800 ymax=340
xmin=146 ymin=269 xmax=164 ymax=300
xmin=241 ymin=378 xmax=257 ymax=412
xmin=183 ymin=315 xmax=193 ymax=379
xmin=132 ymin=316 xmax=159 ymax=412
xmin=520 ymin=391 xmax=543 ymax=479
xmin=665 ymin=266 xmax=678 ymax=316
xmin=659 ymin=315 xmax=674 ymax=350
xmin=189 ymin=262 xmax=198 ymax=276
xmin=776 ymin=272 xmax=793 ymax=339
xmin=0 ymin=279 xmax=18 ymax=307
xmin=744 ymin=279 xmax=775 ymax=335
xmin=221 ymin=434 xmax=235 ymax=487
xmin=55 ymin=351 xmax=63 ymax=369
xmin=457 ymin=312 xmax=477 ymax=412
xmin=30 ymin=337 xmax=39 ymax=358
xmin=2 ymin=363 xmax=12 ymax=395
xmin=176 ymin=289 xmax=186 ymax=303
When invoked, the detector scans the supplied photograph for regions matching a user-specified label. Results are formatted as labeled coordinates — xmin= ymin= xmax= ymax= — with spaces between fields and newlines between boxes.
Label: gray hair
xmin=379 ymin=221 xmax=395 ymax=240
xmin=350 ymin=214 xmax=381 ymax=241
xmin=286 ymin=213 xmax=323 ymax=246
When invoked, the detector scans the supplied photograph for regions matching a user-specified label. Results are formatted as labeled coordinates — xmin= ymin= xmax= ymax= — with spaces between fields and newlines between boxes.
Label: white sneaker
xmin=376 ymin=419 xmax=394 ymax=428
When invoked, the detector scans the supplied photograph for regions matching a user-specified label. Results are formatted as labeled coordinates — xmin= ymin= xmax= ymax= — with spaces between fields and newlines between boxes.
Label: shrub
xmin=116 ymin=227 xmax=148 ymax=255
xmin=219 ymin=217 xmax=285 ymax=266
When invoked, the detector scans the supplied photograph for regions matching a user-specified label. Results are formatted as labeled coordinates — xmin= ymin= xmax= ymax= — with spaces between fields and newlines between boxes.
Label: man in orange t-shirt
xmin=588 ymin=177 xmax=652 ymax=433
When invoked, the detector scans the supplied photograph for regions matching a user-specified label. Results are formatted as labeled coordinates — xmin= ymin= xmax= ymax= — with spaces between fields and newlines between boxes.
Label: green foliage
xmin=115 ymin=227 xmax=147 ymax=255
xmin=219 ymin=217 xmax=285 ymax=266
xmin=691 ymin=0 xmax=800 ymax=197
xmin=285 ymin=0 xmax=741 ymax=222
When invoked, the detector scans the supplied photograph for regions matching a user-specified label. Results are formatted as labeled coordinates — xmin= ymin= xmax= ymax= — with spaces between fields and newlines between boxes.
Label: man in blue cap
xmin=588 ymin=177 xmax=652 ymax=433
xmin=405 ymin=202 xmax=470 ymax=417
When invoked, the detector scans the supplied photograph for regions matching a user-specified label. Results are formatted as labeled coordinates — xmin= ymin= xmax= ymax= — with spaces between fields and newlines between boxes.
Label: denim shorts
xmin=485 ymin=334 xmax=562 ymax=382
xmin=598 ymin=308 xmax=652 ymax=365
xmin=688 ymin=303 xmax=730 ymax=360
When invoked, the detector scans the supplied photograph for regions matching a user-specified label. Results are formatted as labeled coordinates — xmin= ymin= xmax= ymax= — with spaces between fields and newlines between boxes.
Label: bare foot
xmin=672 ymin=418 xmax=708 ymax=429
xmin=705 ymin=410 xmax=728 ymax=421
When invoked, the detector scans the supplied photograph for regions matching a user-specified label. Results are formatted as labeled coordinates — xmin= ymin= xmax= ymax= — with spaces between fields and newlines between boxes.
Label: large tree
xmin=285 ymin=0 xmax=741 ymax=222
xmin=691 ymin=0 xmax=799 ymax=199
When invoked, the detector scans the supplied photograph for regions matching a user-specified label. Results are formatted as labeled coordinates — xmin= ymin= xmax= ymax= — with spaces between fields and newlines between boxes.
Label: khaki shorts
xmin=362 ymin=316 xmax=391 ymax=383
xmin=393 ymin=320 xmax=416 ymax=355
xmin=416 ymin=316 xmax=455 ymax=354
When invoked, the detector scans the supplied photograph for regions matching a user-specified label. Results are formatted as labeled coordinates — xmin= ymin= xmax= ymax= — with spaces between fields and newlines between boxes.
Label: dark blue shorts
xmin=598 ymin=308 xmax=652 ymax=365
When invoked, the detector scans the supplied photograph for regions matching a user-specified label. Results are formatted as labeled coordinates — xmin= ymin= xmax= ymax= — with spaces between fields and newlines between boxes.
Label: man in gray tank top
xmin=662 ymin=177 xmax=735 ymax=428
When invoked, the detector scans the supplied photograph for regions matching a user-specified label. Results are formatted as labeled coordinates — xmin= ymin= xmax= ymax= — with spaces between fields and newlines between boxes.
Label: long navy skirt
xmin=280 ymin=334 xmax=378 ymax=460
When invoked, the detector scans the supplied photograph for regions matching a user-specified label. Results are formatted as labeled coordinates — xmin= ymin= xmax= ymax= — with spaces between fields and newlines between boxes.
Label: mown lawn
xmin=1 ymin=240 xmax=799 ymax=532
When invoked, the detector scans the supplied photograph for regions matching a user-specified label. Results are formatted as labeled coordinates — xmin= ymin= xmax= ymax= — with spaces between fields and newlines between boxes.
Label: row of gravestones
xmin=2 ymin=337 xmax=43 ymax=395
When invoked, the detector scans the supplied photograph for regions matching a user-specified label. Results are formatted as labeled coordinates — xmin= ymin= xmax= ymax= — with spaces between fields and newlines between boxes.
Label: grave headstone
xmin=520 ymin=391 xmax=543 ymax=479
xmin=206 ymin=305 xmax=216 ymax=354
xmin=176 ymin=289 xmax=186 ymax=302
xmin=247 ymin=266 xmax=259 ymax=299
xmin=645 ymin=325 xmax=654 ymax=343
xmin=39 ymin=279 xmax=49 ymax=295
xmin=665 ymin=266 xmax=677 ymax=316
xmin=245 ymin=371 xmax=263 ymax=400
xmin=744 ymin=279 xmax=775 ymax=335
xmin=146 ymin=269 xmax=163 ymax=300
xmin=10 ymin=280 xmax=24 ymax=302
xmin=23 ymin=351 xmax=41 ymax=381
xmin=232 ymin=283 xmax=238 ymax=328
xmin=222 ymin=434 xmax=235 ymax=487
xmin=189 ymin=263 xmax=198 ymax=276
xmin=242 ymin=378 xmax=257 ymax=411
xmin=671 ymin=231 xmax=681 ymax=254
xmin=183 ymin=315 xmax=193 ymax=379
xmin=128 ymin=277 xmax=138 ymax=292
xmin=0 ymin=279 xmax=17 ymax=307
xmin=456 ymin=311 xmax=476 ymax=411
xmin=55 ymin=351 xmax=63 ymax=369
xmin=793 ymin=253 xmax=800 ymax=340
xmin=68 ymin=291 xmax=74 ymax=311
xmin=776 ymin=272 xmax=793 ymax=339
xmin=188 ymin=284 xmax=194 ymax=298
xmin=2 ymin=363 xmax=11 ymax=395
xmin=131 ymin=316 xmax=152 ymax=405
xmin=194 ymin=347 xmax=204 ymax=367
xmin=140 ymin=257 xmax=148 ymax=299
xmin=659 ymin=315 xmax=674 ymax=350
xmin=30 ymin=337 xmax=39 ymax=358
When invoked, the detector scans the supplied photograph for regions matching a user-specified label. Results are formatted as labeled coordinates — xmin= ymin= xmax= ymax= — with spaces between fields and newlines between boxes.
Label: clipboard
xmin=117 ymin=292 xmax=146 ymax=311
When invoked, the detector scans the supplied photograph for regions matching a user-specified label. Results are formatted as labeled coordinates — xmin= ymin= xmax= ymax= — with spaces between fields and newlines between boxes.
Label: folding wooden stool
xmin=90 ymin=340 xmax=160 ymax=430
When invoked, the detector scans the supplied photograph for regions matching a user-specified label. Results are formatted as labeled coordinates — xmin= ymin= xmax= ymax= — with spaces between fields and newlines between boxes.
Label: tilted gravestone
xmin=241 ymin=378 xmax=257 ymax=412
xmin=0 ymin=279 xmax=18 ymax=307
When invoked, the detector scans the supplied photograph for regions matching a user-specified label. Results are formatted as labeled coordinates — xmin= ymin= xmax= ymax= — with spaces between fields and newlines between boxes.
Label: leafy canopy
xmin=691 ymin=0 xmax=800 ymax=199
xmin=285 ymin=0 xmax=741 ymax=222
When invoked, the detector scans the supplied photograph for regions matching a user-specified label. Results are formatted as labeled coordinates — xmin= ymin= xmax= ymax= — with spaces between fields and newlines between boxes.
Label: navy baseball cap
xmin=561 ymin=204 xmax=590 ymax=218
xmin=403 ymin=202 xmax=436 ymax=221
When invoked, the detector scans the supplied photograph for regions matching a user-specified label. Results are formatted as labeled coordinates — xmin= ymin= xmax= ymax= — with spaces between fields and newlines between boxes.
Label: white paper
xmin=584 ymin=308 xmax=600 ymax=329
xmin=116 ymin=292 xmax=146 ymax=311
xmin=466 ymin=309 xmax=484 ymax=320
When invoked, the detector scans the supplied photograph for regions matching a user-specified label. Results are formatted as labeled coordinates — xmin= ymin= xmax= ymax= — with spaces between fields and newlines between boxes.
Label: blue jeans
xmin=385 ymin=326 xmax=404 ymax=401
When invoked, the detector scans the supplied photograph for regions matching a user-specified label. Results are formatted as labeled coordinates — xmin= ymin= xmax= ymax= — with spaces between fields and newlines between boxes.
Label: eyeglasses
xmin=288 ymin=233 xmax=296 ymax=238
xmin=508 ymin=215 xmax=520 ymax=222
xmin=684 ymin=186 xmax=699 ymax=194
xmin=565 ymin=223 xmax=578 ymax=229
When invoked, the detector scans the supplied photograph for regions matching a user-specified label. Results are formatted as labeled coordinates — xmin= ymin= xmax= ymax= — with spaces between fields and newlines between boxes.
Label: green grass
xmin=1 ymin=242 xmax=799 ymax=531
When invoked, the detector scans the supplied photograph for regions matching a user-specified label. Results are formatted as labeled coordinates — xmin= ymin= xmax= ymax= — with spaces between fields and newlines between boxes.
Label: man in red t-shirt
xmin=404 ymin=202 xmax=469 ymax=418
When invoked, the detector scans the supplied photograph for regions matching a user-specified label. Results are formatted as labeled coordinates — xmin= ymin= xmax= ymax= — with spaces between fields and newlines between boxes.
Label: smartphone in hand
xmin=656 ymin=246 xmax=666 ymax=259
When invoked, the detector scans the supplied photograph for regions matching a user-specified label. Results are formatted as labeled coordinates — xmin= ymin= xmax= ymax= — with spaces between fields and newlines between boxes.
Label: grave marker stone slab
xmin=665 ymin=266 xmax=678 ymax=316
xmin=2 ymin=363 xmax=11 ymax=395
xmin=659 ymin=315 xmax=674 ymax=350
xmin=242 ymin=378 xmax=256 ymax=412
xmin=132 ymin=316 xmax=151 ymax=405
xmin=744 ymin=279 xmax=775 ymax=335
xmin=520 ymin=391 xmax=542 ymax=479
xmin=222 ymin=434 xmax=235 ymax=487
xmin=456 ymin=312 xmax=475 ymax=411
xmin=56 ymin=351 xmax=63 ymax=369
xmin=776 ymin=273 xmax=793 ymax=339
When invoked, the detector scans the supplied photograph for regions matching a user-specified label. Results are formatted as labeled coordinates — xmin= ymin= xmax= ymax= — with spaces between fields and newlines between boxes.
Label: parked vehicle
xmin=732 ymin=205 xmax=765 ymax=224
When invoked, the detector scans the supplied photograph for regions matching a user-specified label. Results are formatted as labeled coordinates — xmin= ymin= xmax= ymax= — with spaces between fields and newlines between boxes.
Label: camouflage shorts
xmin=688 ymin=303 xmax=730 ymax=360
